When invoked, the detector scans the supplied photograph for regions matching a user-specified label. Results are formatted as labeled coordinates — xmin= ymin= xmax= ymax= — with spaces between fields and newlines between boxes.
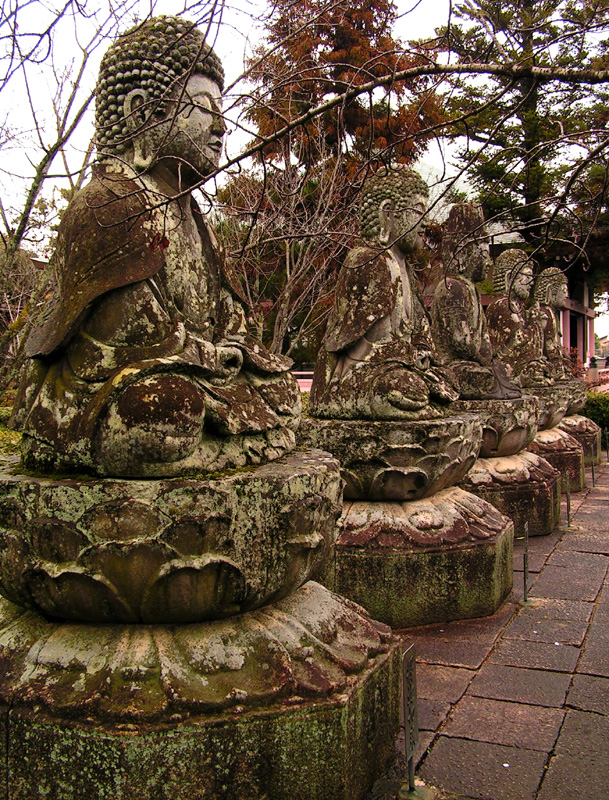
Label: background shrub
xmin=582 ymin=391 xmax=609 ymax=431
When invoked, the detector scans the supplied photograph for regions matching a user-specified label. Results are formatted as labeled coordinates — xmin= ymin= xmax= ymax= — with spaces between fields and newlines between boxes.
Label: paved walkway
xmin=369 ymin=458 xmax=609 ymax=800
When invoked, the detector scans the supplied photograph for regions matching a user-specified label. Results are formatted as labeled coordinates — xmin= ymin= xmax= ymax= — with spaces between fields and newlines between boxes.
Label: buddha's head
xmin=359 ymin=167 xmax=429 ymax=254
xmin=493 ymin=249 xmax=534 ymax=302
xmin=95 ymin=16 xmax=226 ymax=185
xmin=534 ymin=268 xmax=568 ymax=309
xmin=442 ymin=203 xmax=491 ymax=283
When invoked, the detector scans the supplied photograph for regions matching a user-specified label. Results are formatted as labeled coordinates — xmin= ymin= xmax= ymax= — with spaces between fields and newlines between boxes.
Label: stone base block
xmin=319 ymin=487 xmax=513 ymax=629
xmin=526 ymin=428 xmax=585 ymax=492
xmin=459 ymin=452 xmax=561 ymax=537
xmin=557 ymin=414 xmax=601 ymax=466
xmin=0 ymin=583 xmax=400 ymax=800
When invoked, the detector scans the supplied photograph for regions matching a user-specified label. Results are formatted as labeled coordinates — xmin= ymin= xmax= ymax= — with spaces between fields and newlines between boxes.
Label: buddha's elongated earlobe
xmin=378 ymin=199 xmax=394 ymax=245
xmin=123 ymin=89 xmax=154 ymax=172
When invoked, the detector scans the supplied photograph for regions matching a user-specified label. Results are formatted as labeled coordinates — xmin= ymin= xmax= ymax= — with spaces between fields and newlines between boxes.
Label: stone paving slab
xmin=468 ymin=664 xmax=571 ymax=707
xmin=415 ymin=663 xmax=473 ymax=704
xmin=567 ymin=673 xmax=609 ymax=715
xmin=538 ymin=710 xmax=609 ymax=800
xmin=546 ymin=548 xmax=608 ymax=572
xmin=402 ymin=603 xmax=516 ymax=669
xmin=530 ymin=564 xmax=605 ymax=600
xmin=598 ymin=582 xmax=609 ymax=604
xmin=515 ymin=596 xmax=593 ymax=622
xmin=489 ymin=638 xmax=581 ymax=672
xmin=561 ymin=498 xmax=587 ymax=517
xmin=577 ymin=620 xmax=609 ymax=677
xmin=417 ymin=698 xmax=451 ymax=732
xmin=568 ymin=506 xmax=609 ymax=530
xmin=558 ymin=530 xmax=609 ymax=554
xmin=503 ymin=612 xmax=588 ymax=646
xmin=419 ymin=737 xmax=547 ymax=800
xmin=593 ymin=602 xmax=609 ymax=622
xmin=441 ymin=695 xmax=564 ymax=751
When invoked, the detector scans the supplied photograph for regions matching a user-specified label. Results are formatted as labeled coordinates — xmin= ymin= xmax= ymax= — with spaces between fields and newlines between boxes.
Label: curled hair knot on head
xmin=359 ymin=166 xmax=429 ymax=242
xmin=492 ymin=249 xmax=531 ymax=297
xmin=95 ymin=15 xmax=224 ymax=157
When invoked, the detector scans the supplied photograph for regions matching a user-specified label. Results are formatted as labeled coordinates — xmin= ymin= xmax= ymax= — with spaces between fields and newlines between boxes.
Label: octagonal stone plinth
xmin=0 ymin=582 xmax=400 ymax=800
xmin=526 ymin=427 xmax=585 ymax=493
xmin=452 ymin=395 xmax=539 ymax=458
xmin=558 ymin=414 xmax=602 ymax=466
xmin=298 ymin=416 xmax=482 ymax=501
xmin=459 ymin=452 xmax=561 ymax=537
xmin=318 ymin=487 xmax=513 ymax=629
xmin=0 ymin=450 xmax=341 ymax=623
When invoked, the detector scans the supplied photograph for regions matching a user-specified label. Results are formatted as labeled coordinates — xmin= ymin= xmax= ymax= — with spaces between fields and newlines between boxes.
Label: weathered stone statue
xmin=309 ymin=166 xmax=458 ymax=420
xmin=301 ymin=172 xmax=513 ymax=630
xmin=12 ymin=17 xmax=300 ymax=478
xmin=486 ymin=258 xmax=584 ymax=490
xmin=486 ymin=249 xmax=552 ymax=387
xmin=534 ymin=267 xmax=571 ymax=379
xmin=535 ymin=268 xmax=600 ymax=467
xmin=0 ymin=18 xmax=401 ymax=799
xmin=431 ymin=203 xmax=520 ymax=400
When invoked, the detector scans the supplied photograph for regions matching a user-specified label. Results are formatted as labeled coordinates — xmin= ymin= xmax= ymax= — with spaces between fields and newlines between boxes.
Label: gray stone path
xmin=369 ymin=459 xmax=609 ymax=800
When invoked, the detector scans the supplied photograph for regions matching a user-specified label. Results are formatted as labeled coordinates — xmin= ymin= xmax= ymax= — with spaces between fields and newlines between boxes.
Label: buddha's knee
xmin=94 ymin=373 xmax=205 ymax=471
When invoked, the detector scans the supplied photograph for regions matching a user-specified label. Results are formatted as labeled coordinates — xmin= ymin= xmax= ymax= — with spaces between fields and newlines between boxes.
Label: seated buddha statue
xmin=309 ymin=166 xmax=458 ymax=420
xmin=486 ymin=249 xmax=553 ymax=388
xmin=11 ymin=16 xmax=300 ymax=477
xmin=533 ymin=267 xmax=571 ymax=379
xmin=431 ymin=203 xmax=521 ymax=400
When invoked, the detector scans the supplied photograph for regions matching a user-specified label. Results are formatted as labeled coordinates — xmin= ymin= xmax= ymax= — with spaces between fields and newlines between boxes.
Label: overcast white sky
xmin=1 ymin=0 xmax=453 ymax=214
xmin=4 ymin=0 xmax=604 ymax=342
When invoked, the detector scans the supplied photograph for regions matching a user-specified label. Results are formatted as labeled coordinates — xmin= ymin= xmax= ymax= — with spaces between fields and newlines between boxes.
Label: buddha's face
xmin=393 ymin=192 xmax=427 ymax=254
xmin=511 ymin=264 xmax=533 ymax=301
xmin=552 ymin=281 xmax=568 ymax=309
xmin=158 ymin=74 xmax=225 ymax=182
xmin=128 ymin=74 xmax=226 ymax=185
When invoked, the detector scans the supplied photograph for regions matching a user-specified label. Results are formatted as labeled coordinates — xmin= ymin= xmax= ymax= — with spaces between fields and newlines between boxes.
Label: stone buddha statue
xmin=486 ymin=249 xmax=553 ymax=388
xmin=533 ymin=267 xmax=571 ymax=378
xmin=431 ymin=203 xmax=521 ymax=400
xmin=534 ymin=266 xmax=587 ymax=415
xmin=11 ymin=16 xmax=300 ymax=477
xmin=309 ymin=166 xmax=458 ymax=420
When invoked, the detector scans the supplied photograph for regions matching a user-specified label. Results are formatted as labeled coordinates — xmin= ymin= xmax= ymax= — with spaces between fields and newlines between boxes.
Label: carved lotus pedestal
xmin=558 ymin=414 xmax=602 ymax=466
xmin=0 ymin=451 xmax=401 ymax=800
xmin=451 ymin=396 xmax=539 ymax=458
xmin=459 ymin=451 xmax=561 ymax=538
xmin=526 ymin=428 xmax=586 ymax=493
xmin=525 ymin=384 xmax=572 ymax=430
xmin=299 ymin=417 xmax=514 ymax=628
xmin=564 ymin=380 xmax=587 ymax=417
xmin=319 ymin=488 xmax=513 ymax=629
xmin=298 ymin=415 xmax=483 ymax=501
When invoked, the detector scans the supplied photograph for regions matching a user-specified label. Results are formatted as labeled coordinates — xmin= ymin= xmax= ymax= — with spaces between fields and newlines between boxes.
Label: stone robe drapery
xmin=12 ymin=166 xmax=299 ymax=475
xmin=310 ymin=243 xmax=457 ymax=419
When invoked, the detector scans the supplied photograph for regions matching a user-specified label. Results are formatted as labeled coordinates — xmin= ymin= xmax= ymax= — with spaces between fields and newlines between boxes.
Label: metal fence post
xmin=523 ymin=521 xmax=529 ymax=603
